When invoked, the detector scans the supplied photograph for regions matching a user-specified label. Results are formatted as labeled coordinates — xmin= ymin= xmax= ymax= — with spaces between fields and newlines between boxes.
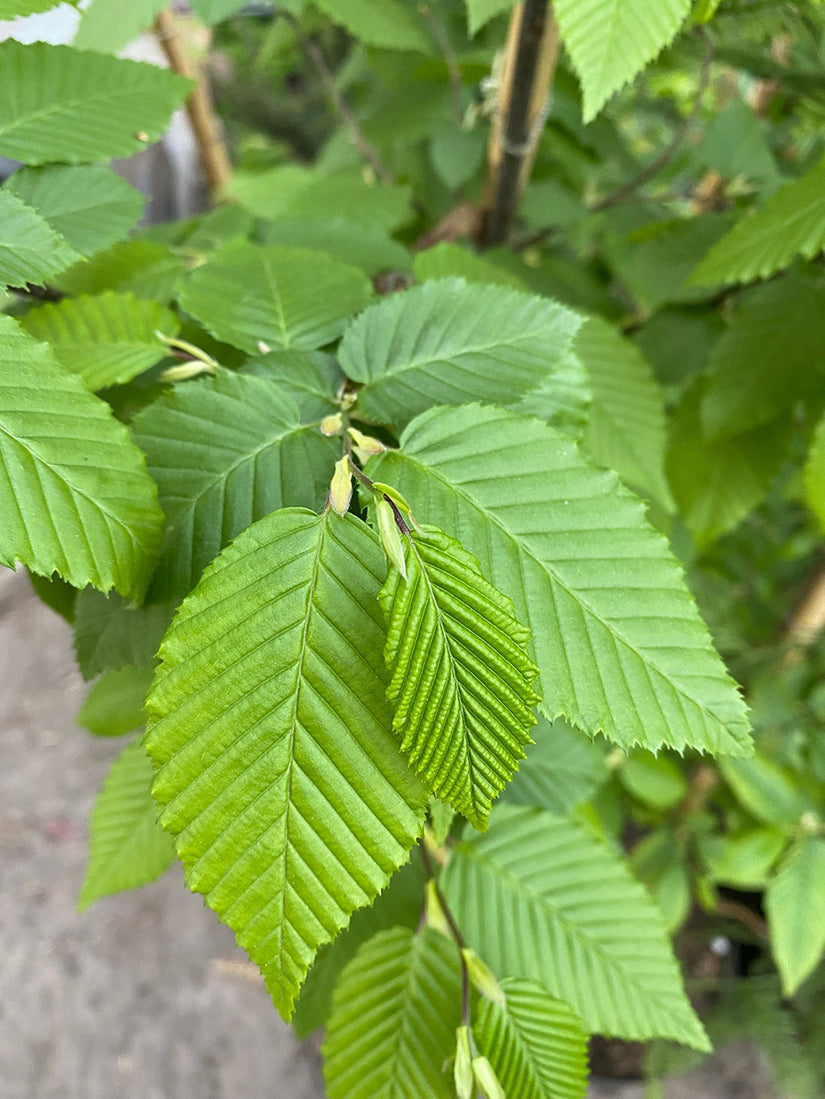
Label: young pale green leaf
xmin=73 ymin=0 xmax=167 ymax=54
xmin=502 ymin=717 xmax=607 ymax=815
xmin=701 ymin=273 xmax=825 ymax=439
xmin=242 ymin=349 xmax=343 ymax=420
xmin=698 ymin=827 xmax=787 ymax=889
xmin=630 ymin=829 xmax=691 ymax=933
xmin=765 ymin=837 xmax=825 ymax=996
xmin=145 ymin=509 xmax=427 ymax=1019
xmin=691 ymin=156 xmax=825 ymax=287
xmin=322 ymin=927 xmax=462 ymax=1099
xmin=131 ymin=369 xmax=338 ymax=601
xmin=515 ymin=348 xmax=591 ymax=437
xmin=21 ymin=291 xmax=178 ymax=391
xmin=73 ymin=590 xmax=173 ymax=681
xmin=312 ymin=0 xmax=430 ymax=52
xmin=79 ymin=738 xmax=176 ymax=910
xmin=474 ymin=978 xmax=588 ymax=1099
xmin=441 ymin=804 xmax=710 ymax=1049
xmin=719 ymin=755 xmax=809 ymax=826
xmin=5 ymin=166 xmax=144 ymax=258
xmin=0 ymin=317 xmax=162 ymax=600
xmin=0 ymin=41 xmax=191 ymax=164
xmin=177 ymin=241 xmax=372 ymax=355
xmin=341 ymin=279 xmax=583 ymax=428
xmin=667 ymin=383 xmax=790 ymax=548
xmin=466 ymin=0 xmax=518 ymax=35
xmin=619 ymin=752 xmax=687 ymax=810
xmin=230 ymin=167 xmax=413 ymax=232
xmin=379 ymin=525 xmax=540 ymax=830
xmin=576 ymin=317 xmax=673 ymax=510
xmin=553 ymin=0 xmax=691 ymax=121
xmin=78 ymin=666 xmax=155 ymax=738
xmin=805 ymin=410 xmax=825 ymax=532
xmin=292 ymin=857 xmax=426 ymax=1038
xmin=368 ymin=404 xmax=751 ymax=756
xmin=0 ymin=191 xmax=80 ymax=288
xmin=413 ymin=243 xmax=525 ymax=290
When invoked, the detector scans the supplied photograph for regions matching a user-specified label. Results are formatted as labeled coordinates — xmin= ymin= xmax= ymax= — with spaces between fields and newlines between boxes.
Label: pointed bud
xmin=329 ymin=457 xmax=353 ymax=516
xmin=462 ymin=949 xmax=506 ymax=1010
xmin=320 ymin=413 xmax=343 ymax=436
xmin=454 ymin=1027 xmax=474 ymax=1099
xmin=160 ymin=361 xmax=216 ymax=382
xmin=376 ymin=497 xmax=407 ymax=580
xmin=372 ymin=482 xmax=412 ymax=517
xmin=347 ymin=426 xmax=385 ymax=454
xmin=425 ymin=879 xmax=451 ymax=939
xmin=257 ymin=340 xmax=271 ymax=354
xmin=473 ymin=1056 xmax=505 ymax=1099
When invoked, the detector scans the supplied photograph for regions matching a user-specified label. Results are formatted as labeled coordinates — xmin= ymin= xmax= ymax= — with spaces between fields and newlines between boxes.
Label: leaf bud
xmin=347 ymin=426 xmax=385 ymax=454
xmin=462 ymin=948 xmax=506 ymax=1009
xmin=472 ymin=1056 xmax=505 ymax=1099
xmin=329 ymin=456 xmax=353 ymax=517
xmin=320 ymin=413 xmax=343 ymax=436
xmin=376 ymin=497 xmax=407 ymax=580
xmin=454 ymin=1027 xmax=474 ymax=1099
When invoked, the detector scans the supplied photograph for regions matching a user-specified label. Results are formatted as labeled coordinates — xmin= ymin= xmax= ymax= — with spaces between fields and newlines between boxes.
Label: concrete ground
xmin=1 ymin=568 xmax=778 ymax=1099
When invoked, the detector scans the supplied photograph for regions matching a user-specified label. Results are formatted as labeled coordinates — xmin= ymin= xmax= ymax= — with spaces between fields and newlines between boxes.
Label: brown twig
xmin=280 ymin=11 xmax=395 ymax=184
xmin=591 ymin=31 xmax=714 ymax=213
xmin=781 ymin=556 xmax=825 ymax=665
xmin=482 ymin=0 xmax=560 ymax=246
xmin=155 ymin=9 xmax=232 ymax=197
xmin=716 ymin=898 xmax=770 ymax=942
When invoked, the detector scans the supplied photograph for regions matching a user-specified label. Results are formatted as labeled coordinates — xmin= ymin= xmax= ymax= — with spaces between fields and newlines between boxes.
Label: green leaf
xmin=369 ymin=404 xmax=751 ymax=756
xmin=231 ymin=167 xmax=413 ymax=232
xmin=413 ymin=243 xmax=526 ymax=290
xmin=629 ymin=829 xmax=690 ymax=932
xmin=4 ymin=165 xmax=144 ymax=258
xmin=145 ymin=509 xmax=427 ymax=1018
xmin=805 ymin=410 xmax=825 ymax=532
xmin=0 ymin=0 xmax=59 ymax=15
xmin=242 ymin=350 xmax=343 ymax=420
xmin=692 ymin=157 xmax=825 ymax=287
xmin=619 ymin=752 xmax=687 ymax=809
xmin=79 ymin=738 xmax=176 ymax=910
xmin=189 ymin=0 xmax=248 ymax=23
xmin=177 ymin=241 xmax=372 ymax=355
xmin=720 ymin=755 xmax=808 ymax=826
xmin=429 ymin=126 xmax=488 ymax=190
xmin=0 ymin=191 xmax=80 ymax=288
xmin=693 ymin=100 xmax=779 ymax=188
xmin=28 ymin=570 xmax=78 ymax=623
xmin=322 ymin=927 xmax=462 ymax=1099
xmin=553 ymin=0 xmax=691 ymax=121
xmin=502 ymin=717 xmax=607 ymax=814
xmin=78 ymin=665 xmax=155 ymax=737
xmin=442 ymin=805 xmax=710 ymax=1048
xmin=666 ymin=382 xmax=790 ymax=548
xmin=342 ymin=279 xmax=583 ymax=429
xmin=466 ymin=0 xmax=517 ymax=35
xmin=766 ymin=837 xmax=825 ymax=996
xmin=577 ymin=317 xmax=673 ymax=509
xmin=21 ymin=291 xmax=179 ymax=391
xmin=132 ymin=370 xmax=338 ymax=601
xmin=312 ymin=0 xmax=430 ymax=52
xmin=516 ymin=348 xmax=591 ymax=436
xmin=293 ymin=857 xmax=426 ymax=1037
xmin=379 ymin=525 xmax=540 ymax=830
xmin=74 ymin=0 xmax=168 ymax=53
xmin=698 ymin=827 xmax=787 ymax=888
xmin=701 ymin=273 xmax=825 ymax=439
xmin=54 ymin=240 xmax=189 ymax=303
xmin=0 ymin=41 xmax=192 ymax=165
xmin=258 ymin=216 xmax=411 ymax=277
xmin=0 ymin=317 xmax=162 ymax=600
xmin=474 ymin=978 xmax=588 ymax=1099
xmin=73 ymin=589 xmax=173 ymax=680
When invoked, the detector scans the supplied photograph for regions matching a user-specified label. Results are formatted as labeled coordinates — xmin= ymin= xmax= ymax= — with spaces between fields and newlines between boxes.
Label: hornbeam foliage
xmin=379 ymin=525 xmax=540 ymax=830
xmin=145 ymin=509 xmax=427 ymax=1017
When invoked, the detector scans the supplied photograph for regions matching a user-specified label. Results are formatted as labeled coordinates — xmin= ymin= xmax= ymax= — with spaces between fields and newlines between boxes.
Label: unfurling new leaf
xmin=379 ymin=525 xmax=540 ymax=831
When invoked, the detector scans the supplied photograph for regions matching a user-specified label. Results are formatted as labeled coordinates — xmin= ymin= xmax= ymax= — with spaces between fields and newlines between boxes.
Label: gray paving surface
xmin=1 ymin=568 xmax=779 ymax=1099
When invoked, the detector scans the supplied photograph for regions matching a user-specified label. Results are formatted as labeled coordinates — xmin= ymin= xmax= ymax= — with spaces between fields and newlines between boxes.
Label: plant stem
xmin=420 ymin=839 xmax=471 ymax=1027
xmin=281 ymin=12 xmax=395 ymax=185
xmin=155 ymin=10 xmax=233 ymax=198
xmin=482 ymin=0 xmax=559 ymax=247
